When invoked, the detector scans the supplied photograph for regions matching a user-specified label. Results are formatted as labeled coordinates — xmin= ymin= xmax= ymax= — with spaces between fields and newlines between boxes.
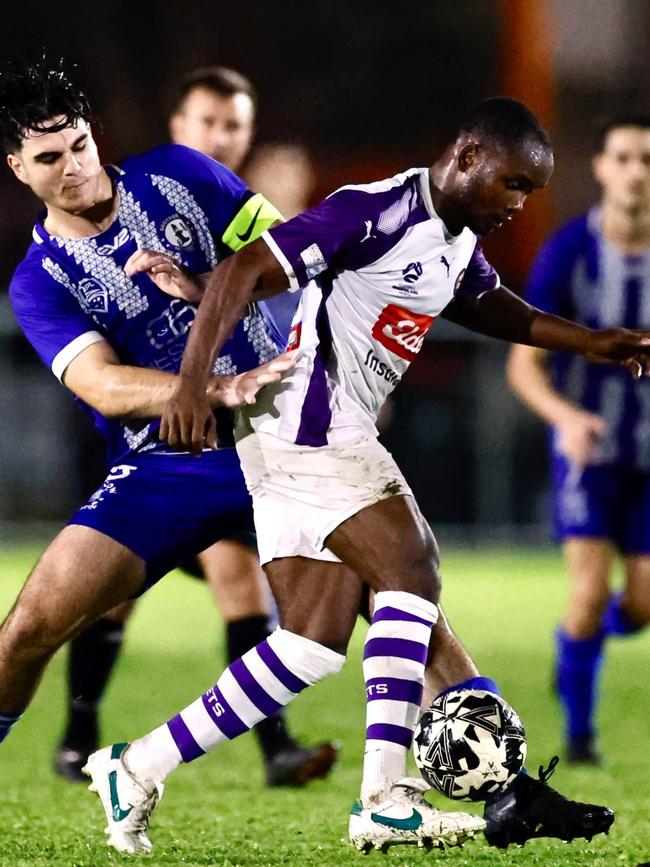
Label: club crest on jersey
xmin=403 ymin=262 xmax=423 ymax=283
xmin=392 ymin=261 xmax=423 ymax=295
xmin=73 ymin=277 xmax=109 ymax=315
xmin=371 ymin=304 xmax=435 ymax=361
xmin=162 ymin=215 xmax=193 ymax=249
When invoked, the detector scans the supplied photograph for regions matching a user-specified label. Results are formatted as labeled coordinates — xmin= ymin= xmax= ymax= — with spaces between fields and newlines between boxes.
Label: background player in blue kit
xmin=508 ymin=116 xmax=650 ymax=763
xmin=55 ymin=63 xmax=330 ymax=788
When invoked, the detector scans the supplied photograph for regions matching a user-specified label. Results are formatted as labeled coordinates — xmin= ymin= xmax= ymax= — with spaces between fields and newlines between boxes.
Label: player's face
xmin=170 ymin=87 xmax=255 ymax=171
xmin=593 ymin=127 xmax=650 ymax=213
xmin=457 ymin=139 xmax=553 ymax=235
xmin=6 ymin=118 xmax=104 ymax=213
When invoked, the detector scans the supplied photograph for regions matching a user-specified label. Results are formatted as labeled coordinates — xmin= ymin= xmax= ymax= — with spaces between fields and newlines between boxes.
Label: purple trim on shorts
xmin=201 ymin=686 xmax=248 ymax=739
xmin=229 ymin=657 xmax=283 ymax=717
xmin=257 ymin=640 xmax=309 ymax=694
xmin=167 ymin=714 xmax=205 ymax=763
xmin=363 ymin=636 xmax=428 ymax=665
xmin=372 ymin=605 xmax=435 ymax=627
xmin=365 ymin=676 xmax=424 ymax=705
xmin=366 ymin=722 xmax=413 ymax=748
xmin=295 ymin=275 xmax=334 ymax=447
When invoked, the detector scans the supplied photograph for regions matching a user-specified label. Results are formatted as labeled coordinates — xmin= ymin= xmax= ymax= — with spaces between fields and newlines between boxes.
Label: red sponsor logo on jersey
xmin=371 ymin=304 xmax=435 ymax=361
xmin=286 ymin=322 xmax=302 ymax=351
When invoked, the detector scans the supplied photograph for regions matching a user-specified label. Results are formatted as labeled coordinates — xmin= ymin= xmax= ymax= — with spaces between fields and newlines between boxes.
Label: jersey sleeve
xmin=524 ymin=231 xmax=574 ymax=316
xmin=130 ymin=144 xmax=282 ymax=253
xmin=9 ymin=258 xmax=105 ymax=381
xmin=262 ymin=188 xmax=373 ymax=292
xmin=454 ymin=243 xmax=500 ymax=300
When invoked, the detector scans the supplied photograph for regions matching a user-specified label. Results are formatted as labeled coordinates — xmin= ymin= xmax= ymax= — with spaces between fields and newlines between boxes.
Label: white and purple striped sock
xmin=125 ymin=628 xmax=345 ymax=781
xmin=361 ymin=590 xmax=438 ymax=807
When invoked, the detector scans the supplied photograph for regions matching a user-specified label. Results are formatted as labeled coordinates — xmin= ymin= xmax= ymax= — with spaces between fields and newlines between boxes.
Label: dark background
xmin=1 ymin=0 xmax=649 ymax=535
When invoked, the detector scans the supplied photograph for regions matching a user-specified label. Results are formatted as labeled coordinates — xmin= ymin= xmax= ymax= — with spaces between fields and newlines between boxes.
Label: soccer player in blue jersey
xmin=0 ymin=57 xmax=304 ymax=767
xmin=54 ymin=63 xmax=331 ymax=788
xmin=86 ymin=98 xmax=634 ymax=854
xmin=508 ymin=116 xmax=650 ymax=764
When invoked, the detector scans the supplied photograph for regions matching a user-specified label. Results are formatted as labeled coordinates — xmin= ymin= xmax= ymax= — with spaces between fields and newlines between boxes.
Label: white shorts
xmin=235 ymin=431 xmax=413 ymax=565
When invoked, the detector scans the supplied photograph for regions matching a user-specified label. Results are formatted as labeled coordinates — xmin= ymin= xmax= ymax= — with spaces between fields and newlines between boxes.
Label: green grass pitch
xmin=0 ymin=542 xmax=648 ymax=866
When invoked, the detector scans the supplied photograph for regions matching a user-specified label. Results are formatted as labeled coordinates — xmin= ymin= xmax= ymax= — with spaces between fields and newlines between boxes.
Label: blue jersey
xmin=9 ymin=144 xmax=284 ymax=464
xmin=525 ymin=207 xmax=650 ymax=470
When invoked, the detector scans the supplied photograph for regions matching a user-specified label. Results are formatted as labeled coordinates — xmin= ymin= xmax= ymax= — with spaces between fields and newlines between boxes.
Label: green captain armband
xmin=221 ymin=193 xmax=284 ymax=252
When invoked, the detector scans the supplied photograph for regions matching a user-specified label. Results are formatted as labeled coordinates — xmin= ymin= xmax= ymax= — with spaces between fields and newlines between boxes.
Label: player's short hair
xmin=595 ymin=114 xmax=650 ymax=153
xmin=172 ymin=66 xmax=257 ymax=114
xmin=456 ymin=97 xmax=552 ymax=153
xmin=0 ymin=56 xmax=91 ymax=154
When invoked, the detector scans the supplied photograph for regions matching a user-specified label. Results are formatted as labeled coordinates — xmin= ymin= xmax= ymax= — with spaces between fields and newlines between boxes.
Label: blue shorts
xmin=551 ymin=452 xmax=650 ymax=554
xmin=68 ymin=448 xmax=256 ymax=593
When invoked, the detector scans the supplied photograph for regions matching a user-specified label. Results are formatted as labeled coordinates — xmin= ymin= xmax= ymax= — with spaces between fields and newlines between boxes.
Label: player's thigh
xmin=325 ymin=494 xmax=440 ymax=600
xmin=264 ymin=557 xmax=363 ymax=653
xmin=2 ymin=524 xmax=145 ymax=646
xmin=623 ymin=555 xmax=650 ymax=624
xmin=198 ymin=539 xmax=270 ymax=621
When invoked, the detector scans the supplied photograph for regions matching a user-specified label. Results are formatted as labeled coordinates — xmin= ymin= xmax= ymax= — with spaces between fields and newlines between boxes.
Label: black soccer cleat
xmin=566 ymin=735 xmax=601 ymax=766
xmin=53 ymin=745 xmax=93 ymax=783
xmin=265 ymin=740 xmax=338 ymax=787
xmin=483 ymin=756 xmax=615 ymax=849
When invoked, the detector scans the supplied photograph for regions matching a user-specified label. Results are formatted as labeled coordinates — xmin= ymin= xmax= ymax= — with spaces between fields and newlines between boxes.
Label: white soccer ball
xmin=413 ymin=688 xmax=527 ymax=801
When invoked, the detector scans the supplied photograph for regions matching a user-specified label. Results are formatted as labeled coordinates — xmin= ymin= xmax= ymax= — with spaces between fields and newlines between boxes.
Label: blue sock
xmin=0 ymin=713 xmax=21 ymax=745
xmin=602 ymin=592 xmax=643 ymax=636
xmin=436 ymin=675 xmax=501 ymax=699
xmin=555 ymin=627 xmax=604 ymax=741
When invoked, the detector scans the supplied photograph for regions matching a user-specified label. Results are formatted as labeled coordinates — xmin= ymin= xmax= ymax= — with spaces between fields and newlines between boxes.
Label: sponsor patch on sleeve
xmin=300 ymin=243 xmax=328 ymax=280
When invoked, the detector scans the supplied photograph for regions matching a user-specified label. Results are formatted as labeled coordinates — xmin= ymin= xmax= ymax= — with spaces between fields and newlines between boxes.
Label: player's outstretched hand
xmin=124 ymin=249 xmax=204 ymax=303
xmin=585 ymin=328 xmax=650 ymax=379
xmin=160 ymin=383 xmax=217 ymax=455
xmin=217 ymin=351 xmax=297 ymax=408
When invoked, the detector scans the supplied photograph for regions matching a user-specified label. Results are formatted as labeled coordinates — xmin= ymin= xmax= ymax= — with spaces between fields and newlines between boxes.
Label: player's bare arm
xmin=62 ymin=339 xmax=294 ymax=419
xmin=442 ymin=284 xmax=650 ymax=375
xmin=507 ymin=344 xmax=607 ymax=465
xmin=160 ymin=238 xmax=288 ymax=452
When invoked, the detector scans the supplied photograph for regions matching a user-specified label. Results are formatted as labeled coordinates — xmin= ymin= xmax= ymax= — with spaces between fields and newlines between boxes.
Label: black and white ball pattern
xmin=413 ymin=689 xmax=527 ymax=801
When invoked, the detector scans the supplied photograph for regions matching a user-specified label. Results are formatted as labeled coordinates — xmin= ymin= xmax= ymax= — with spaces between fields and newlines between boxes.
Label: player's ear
xmin=6 ymin=152 xmax=26 ymax=183
xmin=169 ymin=112 xmax=183 ymax=144
xmin=592 ymin=153 xmax=606 ymax=186
xmin=457 ymin=142 xmax=479 ymax=173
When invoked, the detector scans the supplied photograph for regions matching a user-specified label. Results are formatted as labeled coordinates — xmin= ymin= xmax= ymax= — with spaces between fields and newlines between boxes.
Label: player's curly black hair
xmin=457 ymin=97 xmax=552 ymax=153
xmin=0 ymin=55 xmax=91 ymax=153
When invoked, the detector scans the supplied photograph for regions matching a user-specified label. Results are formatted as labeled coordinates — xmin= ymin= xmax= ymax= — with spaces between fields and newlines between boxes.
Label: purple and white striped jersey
xmin=245 ymin=168 xmax=500 ymax=446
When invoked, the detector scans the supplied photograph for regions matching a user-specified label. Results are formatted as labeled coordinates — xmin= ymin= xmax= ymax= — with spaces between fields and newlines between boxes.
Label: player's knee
xmin=1 ymin=607 xmax=63 ymax=659
xmin=405 ymin=549 xmax=441 ymax=602
xmin=571 ymin=584 xmax=609 ymax=619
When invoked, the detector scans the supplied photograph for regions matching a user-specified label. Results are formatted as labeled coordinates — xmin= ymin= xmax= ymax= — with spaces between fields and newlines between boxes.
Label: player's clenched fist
xmin=161 ymin=352 xmax=297 ymax=454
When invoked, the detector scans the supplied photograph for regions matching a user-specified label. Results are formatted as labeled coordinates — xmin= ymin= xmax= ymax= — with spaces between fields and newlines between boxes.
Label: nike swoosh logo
xmin=236 ymin=203 xmax=264 ymax=242
xmin=370 ymin=808 xmax=422 ymax=831
xmin=109 ymin=769 xmax=133 ymax=821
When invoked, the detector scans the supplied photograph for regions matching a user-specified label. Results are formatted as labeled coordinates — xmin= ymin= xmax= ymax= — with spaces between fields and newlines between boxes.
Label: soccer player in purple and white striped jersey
xmin=86 ymin=98 xmax=631 ymax=855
